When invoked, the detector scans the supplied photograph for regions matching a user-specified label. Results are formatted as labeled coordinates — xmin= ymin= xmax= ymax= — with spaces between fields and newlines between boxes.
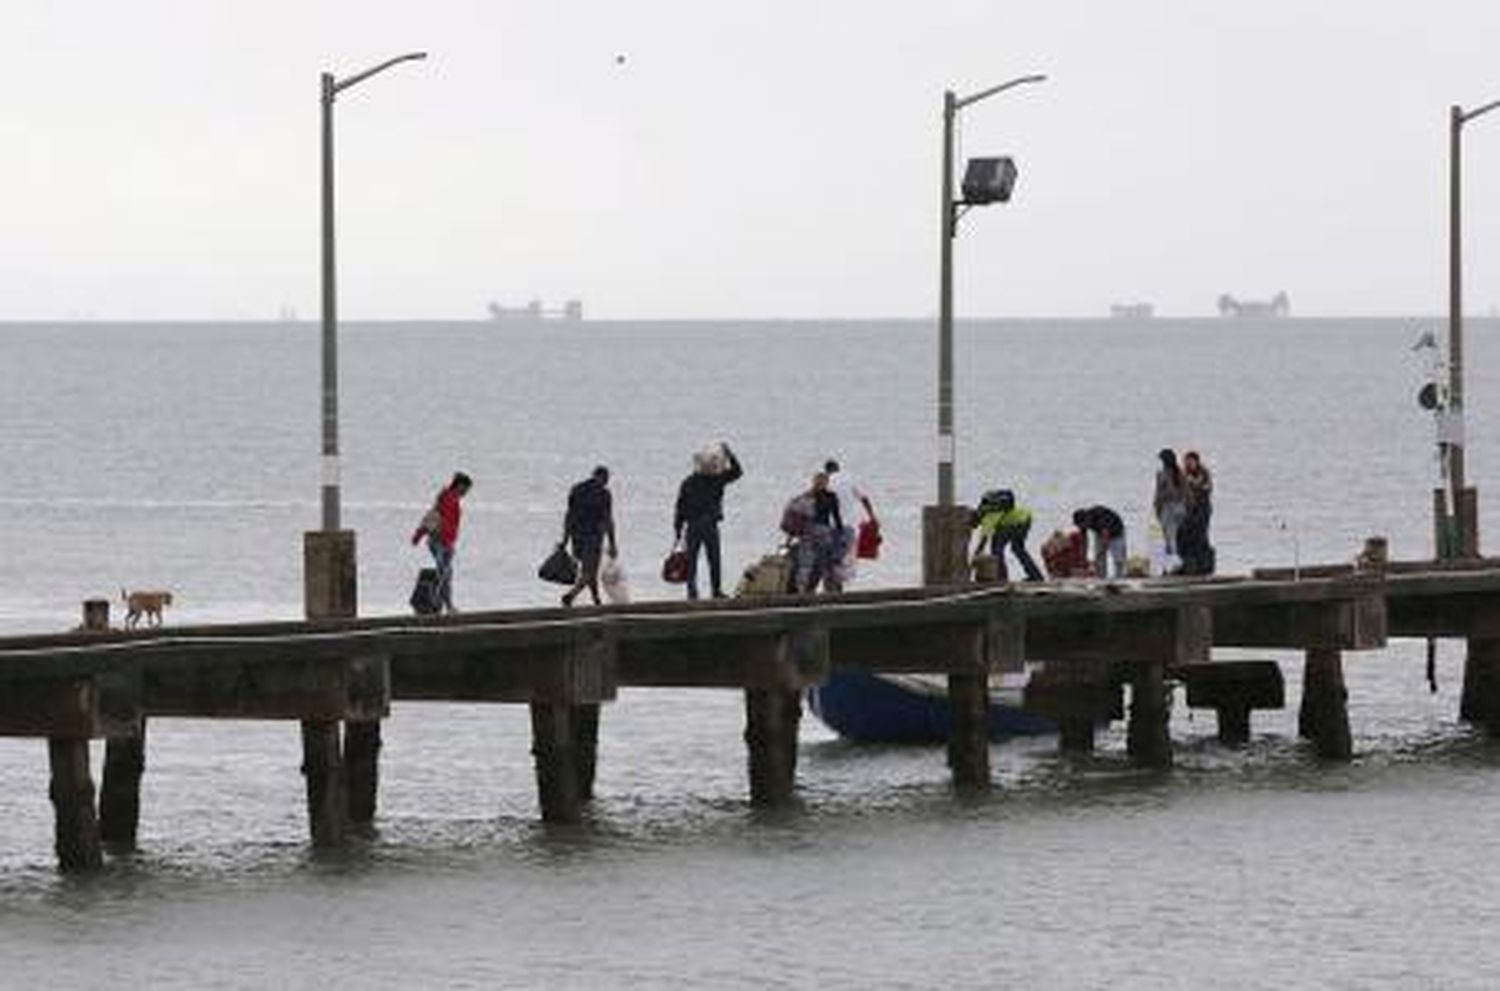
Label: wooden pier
xmin=4 ymin=536 xmax=1500 ymax=872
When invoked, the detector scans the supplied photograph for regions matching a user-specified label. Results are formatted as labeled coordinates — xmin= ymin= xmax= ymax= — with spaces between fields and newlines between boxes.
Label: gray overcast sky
xmin=5 ymin=1 xmax=1500 ymax=320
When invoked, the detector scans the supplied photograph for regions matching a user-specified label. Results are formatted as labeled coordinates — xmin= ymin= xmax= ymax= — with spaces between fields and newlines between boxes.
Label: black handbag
xmin=538 ymin=543 xmax=579 ymax=585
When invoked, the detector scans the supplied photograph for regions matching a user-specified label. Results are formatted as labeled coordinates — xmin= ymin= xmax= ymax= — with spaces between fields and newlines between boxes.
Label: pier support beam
xmin=99 ymin=726 xmax=146 ymax=850
xmin=1298 ymin=647 xmax=1351 ymax=759
xmin=573 ymin=702 xmax=600 ymax=802
xmin=303 ymin=529 xmax=359 ymax=845
xmin=48 ymin=738 xmax=102 ymax=872
xmin=530 ymin=703 xmax=583 ymax=824
xmin=1058 ymin=718 xmax=1095 ymax=754
xmin=1461 ymin=638 xmax=1500 ymax=734
xmin=344 ymin=720 xmax=381 ymax=832
xmin=744 ymin=689 xmax=801 ymax=807
xmin=924 ymin=504 xmax=991 ymax=793
xmin=301 ymin=720 xmax=347 ymax=847
xmin=1127 ymin=659 xmax=1171 ymax=769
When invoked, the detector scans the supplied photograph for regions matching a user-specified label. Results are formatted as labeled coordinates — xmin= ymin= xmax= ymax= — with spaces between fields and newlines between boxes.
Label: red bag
xmin=856 ymin=519 xmax=883 ymax=560
xmin=661 ymin=546 xmax=690 ymax=583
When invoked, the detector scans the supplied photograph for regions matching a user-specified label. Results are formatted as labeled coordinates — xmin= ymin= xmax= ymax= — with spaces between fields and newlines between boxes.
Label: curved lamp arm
xmin=332 ymin=52 xmax=428 ymax=98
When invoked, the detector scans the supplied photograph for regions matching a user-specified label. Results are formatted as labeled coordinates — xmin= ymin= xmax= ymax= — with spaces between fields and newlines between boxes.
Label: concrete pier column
xmin=744 ymin=689 xmax=801 ymax=807
xmin=48 ymin=738 xmax=102 ymax=872
xmin=1298 ymin=647 xmax=1352 ymax=760
xmin=1127 ymin=659 xmax=1171 ymax=769
xmin=530 ymin=702 xmax=583 ymax=824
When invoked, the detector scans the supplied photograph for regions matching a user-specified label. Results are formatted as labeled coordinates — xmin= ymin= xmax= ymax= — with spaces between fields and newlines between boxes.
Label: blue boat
xmin=806 ymin=669 xmax=1055 ymax=744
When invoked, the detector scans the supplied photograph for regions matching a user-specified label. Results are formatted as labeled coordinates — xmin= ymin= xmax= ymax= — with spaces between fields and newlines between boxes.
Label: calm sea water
xmin=2 ymin=317 xmax=1499 ymax=988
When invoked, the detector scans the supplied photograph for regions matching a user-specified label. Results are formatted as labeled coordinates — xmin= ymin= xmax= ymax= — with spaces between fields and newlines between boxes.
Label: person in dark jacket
xmin=1073 ymin=504 xmax=1127 ymax=579
xmin=674 ymin=444 xmax=743 ymax=599
xmin=561 ymin=465 xmax=618 ymax=607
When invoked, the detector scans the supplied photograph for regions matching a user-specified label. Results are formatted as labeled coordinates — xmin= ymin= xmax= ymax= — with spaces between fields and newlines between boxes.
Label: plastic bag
xmin=538 ymin=543 xmax=579 ymax=585
xmin=856 ymin=519 xmax=882 ymax=559
xmin=601 ymin=558 xmax=631 ymax=604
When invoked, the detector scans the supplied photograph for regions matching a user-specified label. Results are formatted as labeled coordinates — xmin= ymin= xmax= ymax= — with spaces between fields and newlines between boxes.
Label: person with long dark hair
xmin=1154 ymin=448 xmax=1187 ymax=556
xmin=1178 ymin=451 xmax=1215 ymax=575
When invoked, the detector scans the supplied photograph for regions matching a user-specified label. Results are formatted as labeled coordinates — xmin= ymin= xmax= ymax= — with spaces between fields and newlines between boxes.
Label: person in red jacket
xmin=412 ymin=472 xmax=472 ymax=613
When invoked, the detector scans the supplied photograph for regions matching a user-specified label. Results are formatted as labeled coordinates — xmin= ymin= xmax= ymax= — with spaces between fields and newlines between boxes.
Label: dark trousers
xmin=684 ymin=518 xmax=723 ymax=599
xmin=1177 ymin=505 xmax=1214 ymax=575
xmin=991 ymin=521 xmax=1044 ymax=582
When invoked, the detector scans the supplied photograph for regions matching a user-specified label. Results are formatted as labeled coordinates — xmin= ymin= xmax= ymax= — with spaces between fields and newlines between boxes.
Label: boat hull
xmin=807 ymin=669 xmax=1054 ymax=744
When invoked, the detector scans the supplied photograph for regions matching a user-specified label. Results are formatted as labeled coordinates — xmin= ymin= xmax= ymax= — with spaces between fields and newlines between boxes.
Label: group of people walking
xmin=970 ymin=448 xmax=1215 ymax=583
xmin=407 ymin=447 xmax=1213 ymax=614
xmin=407 ymin=446 xmax=878 ymax=614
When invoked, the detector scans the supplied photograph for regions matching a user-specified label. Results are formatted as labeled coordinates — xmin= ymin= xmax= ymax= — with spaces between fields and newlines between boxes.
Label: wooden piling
xmin=530 ymin=703 xmax=582 ymax=824
xmin=344 ymin=720 xmax=381 ymax=831
xmin=744 ymin=688 xmax=801 ymax=806
xmin=303 ymin=529 xmax=359 ymax=845
xmin=1461 ymin=639 xmax=1500 ymax=735
xmin=924 ymin=504 xmax=990 ymax=793
xmin=573 ymin=702 xmax=600 ymax=802
xmin=300 ymin=719 xmax=346 ymax=847
xmin=99 ymin=726 xmax=146 ymax=850
xmin=48 ymin=738 xmax=102 ymax=872
xmin=1126 ymin=659 xmax=1171 ymax=769
xmin=1058 ymin=718 xmax=1096 ymax=754
xmin=1298 ymin=647 xmax=1351 ymax=759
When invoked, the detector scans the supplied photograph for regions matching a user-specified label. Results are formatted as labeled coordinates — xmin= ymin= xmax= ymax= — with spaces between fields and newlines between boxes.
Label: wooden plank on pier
xmin=393 ymin=630 xmax=618 ymax=703
xmin=616 ymin=629 xmax=827 ymax=690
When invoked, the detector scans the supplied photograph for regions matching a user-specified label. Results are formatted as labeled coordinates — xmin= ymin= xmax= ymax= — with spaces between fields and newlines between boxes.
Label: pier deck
xmin=4 ymin=551 xmax=1500 ymax=871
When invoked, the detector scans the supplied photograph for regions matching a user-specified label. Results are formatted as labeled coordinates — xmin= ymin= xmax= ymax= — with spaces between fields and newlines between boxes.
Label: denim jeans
xmin=427 ymin=534 xmax=455 ymax=612
xmin=990 ymin=521 xmax=1044 ymax=582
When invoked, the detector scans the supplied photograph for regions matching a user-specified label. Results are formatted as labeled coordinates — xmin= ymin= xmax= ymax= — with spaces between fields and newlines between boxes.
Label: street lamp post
xmin=303 ymin=52 xmax=426 ymax=850
xmin=1442 ymin=98 xmax=1500 ymax=559
xmin=319 ymin=51 xmax=428 ymax=533
xmin=936 ymin=74 xmax=1045 ymax=508
xmin=926 ymin=73 xmax=1044 ymax=796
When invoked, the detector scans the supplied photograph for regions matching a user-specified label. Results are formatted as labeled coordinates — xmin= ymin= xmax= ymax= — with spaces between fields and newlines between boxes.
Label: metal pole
xmin=937 ymin=90 xmax=956 ymax=507
xmin=1446 ymin=104 xmax=1465 ymax=556
xmin=320 ymin=72 xmax=340 ymax=532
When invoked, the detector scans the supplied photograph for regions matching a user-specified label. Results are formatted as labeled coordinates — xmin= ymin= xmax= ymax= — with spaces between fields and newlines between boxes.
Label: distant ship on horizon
xmin=1217 ymin=291 xmax=1290 ymax=318
xmin=1109 ymin=302 xmax=1155 ymax=319
xmin=486 ymin=299 xmax=584 ymax=322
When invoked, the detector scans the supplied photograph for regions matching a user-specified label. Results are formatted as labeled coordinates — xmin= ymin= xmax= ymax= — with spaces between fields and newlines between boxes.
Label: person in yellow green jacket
xmin=971 ymin=489 xmax=1045 ymax=582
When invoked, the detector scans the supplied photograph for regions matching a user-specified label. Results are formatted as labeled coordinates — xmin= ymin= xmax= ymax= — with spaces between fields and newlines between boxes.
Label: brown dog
xmin=122 ymin=588 xmax=174 ymax=629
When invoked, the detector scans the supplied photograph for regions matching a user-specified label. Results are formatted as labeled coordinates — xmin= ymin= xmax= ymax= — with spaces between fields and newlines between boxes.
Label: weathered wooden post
xmin=573 ymin=703 xmax=600 ymax=801
xmin=83 ymin=600 xmax=146 ymax=851
xmin=1298 ymin=647 xmax=1352 ymax=759
xmin=925 ymin=504 xmax=989 ymax=792
xmin=1463 ymin=639 xmax=1500 ymax=735
xmin=48 ymin=737 xmax=102 ymax=872
xmin=99 ymin=723 xmax=145 ymax=850
xmin=744 ymin=686 xmax=801 ymax=806
xmin=302 ymin=529 xmax=356 ymax=846
xmin=1126 ymin=658 xmax=1171 ymax=768
xmin=530 ymin=702 xmax=582 ymax=824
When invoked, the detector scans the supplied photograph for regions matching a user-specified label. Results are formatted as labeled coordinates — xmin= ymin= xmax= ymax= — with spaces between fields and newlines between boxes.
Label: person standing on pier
xmin=1178 ymin=451 xmax=1215 ymax=574
xmin=674 ymin=443 xmax=743 ymax=599
xmin=561 ymin=466 xmax=618 ymax=607
xmin=824 ymin=457 xmax=878 ymax=588
xmin=1073 ymin=504 xmax=1128 ymax=579
xmin=412 ymin=471 xmax=472 ymax=613
xmin=971 ymin=489 xmax=1045 ymax=583
xmin=1154 ymin=448 xmax=1187 ymax=556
